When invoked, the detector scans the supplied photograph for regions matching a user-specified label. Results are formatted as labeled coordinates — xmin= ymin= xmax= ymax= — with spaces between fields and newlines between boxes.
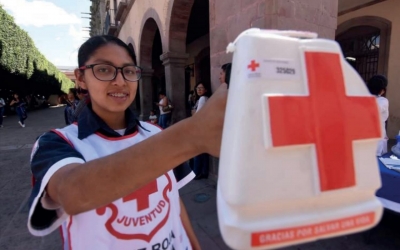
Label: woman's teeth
xmin=109 ymin=93 xmax=127 ymax=98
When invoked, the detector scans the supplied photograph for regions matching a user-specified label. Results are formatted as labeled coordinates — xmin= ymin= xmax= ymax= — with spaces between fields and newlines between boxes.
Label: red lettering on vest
xmin=96 ymin=174 xmax=173 ymax=242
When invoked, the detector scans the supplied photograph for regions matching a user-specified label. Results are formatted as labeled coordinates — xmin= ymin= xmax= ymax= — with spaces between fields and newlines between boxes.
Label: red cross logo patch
xmin=96 ymin=173 xmax=173 ymax=242
xmin=268 ymin=52 xmax=381 ymax=191
xmin=248 ymin=60 xmax=260 ymax=72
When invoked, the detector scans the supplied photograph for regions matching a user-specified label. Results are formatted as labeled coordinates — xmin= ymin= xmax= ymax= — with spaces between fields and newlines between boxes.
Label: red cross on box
xmin=248 ymin=60 xmax=260 ymax=72
xmin=268 ymin=52 xmax=381 ymax=191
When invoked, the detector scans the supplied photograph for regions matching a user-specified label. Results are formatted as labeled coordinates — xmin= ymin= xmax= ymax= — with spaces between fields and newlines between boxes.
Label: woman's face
xmin=219 ymin=70 xmax=226 ymax=84
xmin=67 ymin=92 xmax=75 ymax=100
xmin=14 ymin=94 xmax=18 ymax=99
xmin=76 ymin=43 xmax=137 ymax=118
xmin=196 ymin=84 xmax=207 ymax=97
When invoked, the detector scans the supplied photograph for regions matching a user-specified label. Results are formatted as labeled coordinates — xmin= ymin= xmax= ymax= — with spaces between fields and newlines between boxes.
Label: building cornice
xmin=115 ymin=0 xmax=136 ymax=37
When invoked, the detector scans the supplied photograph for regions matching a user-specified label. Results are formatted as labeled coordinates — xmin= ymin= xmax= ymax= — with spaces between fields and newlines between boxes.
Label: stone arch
xmin=167 ymin=0 xmax=195 ymax=53
xmin=125 ymin=36 xmax=137 ymax=65
xmin=138 ymin=12 xmax=165 ymax=121
xmin=336 ymin=16 xmax=391 ymax=77
xmin=195 ymin=46 xmax=211 ymax=85
xmin=139 ymin=9 xmax=165 ymax=68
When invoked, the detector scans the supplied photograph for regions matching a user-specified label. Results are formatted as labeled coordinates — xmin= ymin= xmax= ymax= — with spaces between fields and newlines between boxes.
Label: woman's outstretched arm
xmin=47 ymin=83 xmax=228 ymax=215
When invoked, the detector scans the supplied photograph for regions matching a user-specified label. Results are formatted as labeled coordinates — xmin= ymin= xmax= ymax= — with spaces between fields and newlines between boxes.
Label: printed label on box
xmin=251 ymin=212 xmax=375 ymax=247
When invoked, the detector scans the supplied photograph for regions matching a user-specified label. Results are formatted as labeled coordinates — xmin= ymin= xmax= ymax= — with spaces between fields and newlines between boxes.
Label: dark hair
xmin=68 ymin=88 xmax=79 ymax=100
xmin=76 ymin=88 xmax=88 ymax=95
xmin=159 ymin=91 xmax=166 ymax=96
xmin=78 ymin=35 xmax=136 ymax=67
xmin=221 ymin=63 xmax=232 ymax=85
xmin=73 ymin=36 xmax=136 ymax=119
xmin=367 ymin=74 xmax=388 ymax=96
xmin=194 ymin=82 xmax=211 ymax=99
xmin=221 ymin=63 xmax=231 ymax=72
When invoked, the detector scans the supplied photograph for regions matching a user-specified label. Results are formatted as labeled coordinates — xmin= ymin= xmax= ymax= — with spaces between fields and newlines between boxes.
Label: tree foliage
xmin=0 ymin=6 xmax=74 ymax=94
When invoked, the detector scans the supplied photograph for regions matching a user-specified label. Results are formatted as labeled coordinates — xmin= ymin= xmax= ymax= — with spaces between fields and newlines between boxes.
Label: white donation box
xmin=218 ymin=29 xmax=383 ymax=250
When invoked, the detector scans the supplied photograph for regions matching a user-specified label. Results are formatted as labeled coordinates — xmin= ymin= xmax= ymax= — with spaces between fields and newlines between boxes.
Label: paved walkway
xmin=1 ymin=107 xmax=400 ymax=249
xmin=0 ymin=107 xmax=230 ymax=250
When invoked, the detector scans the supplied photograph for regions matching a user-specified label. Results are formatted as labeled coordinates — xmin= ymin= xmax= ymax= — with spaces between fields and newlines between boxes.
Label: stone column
xmin=160 ymin=52 xmax=189 ymax=124
xmin=138 ymin=68 xmax=154 ymax=121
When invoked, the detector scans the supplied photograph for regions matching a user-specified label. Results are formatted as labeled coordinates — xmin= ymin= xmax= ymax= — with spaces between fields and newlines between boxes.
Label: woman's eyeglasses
xmin=79 ymin=64 xmax=142 ymax=82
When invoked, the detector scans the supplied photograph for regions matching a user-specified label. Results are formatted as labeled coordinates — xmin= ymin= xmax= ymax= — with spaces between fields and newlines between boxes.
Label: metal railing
xmin=103 ymin=9 xmax=117 ymax=35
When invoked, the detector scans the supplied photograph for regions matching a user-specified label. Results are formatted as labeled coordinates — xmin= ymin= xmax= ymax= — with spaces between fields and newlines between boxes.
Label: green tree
xmin=0 ymin=6 xmax=74 ymax=95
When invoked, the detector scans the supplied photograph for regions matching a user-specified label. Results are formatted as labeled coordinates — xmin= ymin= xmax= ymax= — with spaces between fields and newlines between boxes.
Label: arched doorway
xmin=195 ymin=47 xmax=211 ymax=86
xmin=139 ymin=17 xmax=164 ymax=120
xmin=151 ymin=29 xmax=165 ymax=108
xmin=127 ymin=42 xmax=140 ymax=116
xmin=188 ymin=0 xmax=210 ymax=106
xmin=166 ymin=0 xmax=210 ymax=121
xmin=336 ymin=16 xmax=391 ymax=82
xmin=337 ymin=26 xmax=381 ymax=82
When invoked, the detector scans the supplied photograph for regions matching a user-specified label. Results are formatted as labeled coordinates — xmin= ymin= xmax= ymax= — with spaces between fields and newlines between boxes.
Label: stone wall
xmin=209 ymin=0 xmax=339 ymax=91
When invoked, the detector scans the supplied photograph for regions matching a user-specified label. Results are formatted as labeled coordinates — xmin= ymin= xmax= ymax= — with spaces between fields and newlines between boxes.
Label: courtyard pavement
xmin=1 ymin=106 xmax=400 ymax=249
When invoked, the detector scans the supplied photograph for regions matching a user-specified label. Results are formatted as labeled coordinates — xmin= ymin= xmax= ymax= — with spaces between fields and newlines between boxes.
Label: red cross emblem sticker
xmin=248 ymin=60 xmax=260 ymax=72
xmin=268 ymin=52 xmax=381 ymax=191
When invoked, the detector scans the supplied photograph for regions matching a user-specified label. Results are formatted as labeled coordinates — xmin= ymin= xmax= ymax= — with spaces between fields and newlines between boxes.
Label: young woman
xmin=28 ymin=35 xmax=228 ymax=250
xmin=10 ymin=93 xmax=27 ymax=127
xmin=367 ymin=74 xmax=389 ymax=156
xmin=219 ymin=63 xmax=231 ymax=85
xmin=192 ymin=82 xmax=211 ymax=180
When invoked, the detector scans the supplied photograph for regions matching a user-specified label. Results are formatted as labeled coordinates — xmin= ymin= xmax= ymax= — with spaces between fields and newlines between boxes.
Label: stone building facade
xmin=91 ymin=0 xmax=338 ymax=121
xmin=90 ymin=0 xmax=400 ymax=178
xmin=337 ymin=0 xmax=400 ymax=138
xmin=90 ymin=0 xmax=108 ymax=37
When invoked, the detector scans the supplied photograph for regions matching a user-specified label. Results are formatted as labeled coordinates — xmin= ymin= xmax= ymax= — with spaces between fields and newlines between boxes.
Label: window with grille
xmin=337 ymin=26 xmax=380 ymax=82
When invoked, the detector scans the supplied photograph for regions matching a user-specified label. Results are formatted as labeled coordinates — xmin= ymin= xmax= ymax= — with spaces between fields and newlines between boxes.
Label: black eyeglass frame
xmin=78 ymin=64 xmax=142 ymax=82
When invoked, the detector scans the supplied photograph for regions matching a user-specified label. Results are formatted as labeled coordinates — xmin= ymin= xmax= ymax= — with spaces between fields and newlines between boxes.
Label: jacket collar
xmin=77 ymin=104 xmax=139 ymax=139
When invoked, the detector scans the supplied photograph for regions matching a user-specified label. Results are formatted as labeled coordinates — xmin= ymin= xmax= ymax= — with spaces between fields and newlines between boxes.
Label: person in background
xmin=27 ymin=35 xmax=228 ymax=250
xmin=149 ymin=109 xmax=158 ymax=124
xmin=192 ymin=82 xmax=211 ymax=180
xmin=10 ymin=93 xmax=27 ymax=128
xmin=65 ymin=88 xmax=80 ymax=125
xmin=219 ymin=63 xmax=232 ymax=85
xmin=188 ymin=90 xmax=195 ymax=109
xmin=76 ymin=87 xmax=88 ymax=101
xmin=155 ymin=91 xmax=172 ymax=129
xmin=72 ymin=88 xmax=90 ymax=122
xmin=367 ymin=74 xmax=389 ymax=156
xmin=0 ymin=96 xmax=5 ymax=128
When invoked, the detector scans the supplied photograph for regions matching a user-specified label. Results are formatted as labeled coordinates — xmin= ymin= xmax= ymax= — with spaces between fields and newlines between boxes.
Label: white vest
xmin=53 ymin=122 xmax=191 ymax=250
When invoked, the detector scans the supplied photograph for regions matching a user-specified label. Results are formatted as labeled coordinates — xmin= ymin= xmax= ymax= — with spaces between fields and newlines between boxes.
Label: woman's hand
xmin=189 ymin=83 xmax=228 ymax=157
